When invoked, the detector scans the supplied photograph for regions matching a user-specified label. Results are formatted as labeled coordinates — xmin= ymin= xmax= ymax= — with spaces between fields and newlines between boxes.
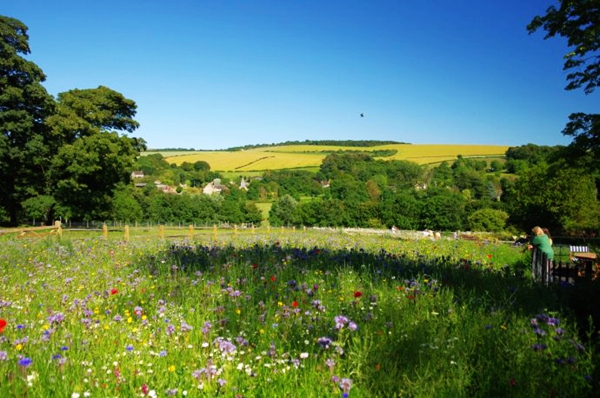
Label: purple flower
xmin=18 ymin=357 xmax=32 ymax=367
xmin=126 ymin=345 xmax=134 ymax=351
xmin=334 ymin=315 xmax=349 ymax=330
xmin=339 ymin=377 xmax=353 ymax=392
xmin=317 ymin=337 xmax=333 ymax=349
xmin=159 ymin=350 xmax=167 ymax=357
xmin=348 ymin=322 xmax=358 ymax=331
xmin=48 ymin=312 xmax=65 ymax=324
xmin=532 ymin=344 xmax=547 ymax=351
xmin=166 ymin=324 xmax=176 ymax=336
xmin=202 ymin=321 xmax=213 ymax=335
xmin=0 ymin=351 xmax=7 ymax=361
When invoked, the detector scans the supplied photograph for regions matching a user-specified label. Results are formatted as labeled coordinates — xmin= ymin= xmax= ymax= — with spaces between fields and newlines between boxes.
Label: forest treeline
xmin=79 ymin=143 xmax=597 ymax=236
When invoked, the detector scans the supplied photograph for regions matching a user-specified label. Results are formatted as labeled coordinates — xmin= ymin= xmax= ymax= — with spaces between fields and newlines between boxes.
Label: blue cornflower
xmin=18 ymin=357 xmax=32 ymax=367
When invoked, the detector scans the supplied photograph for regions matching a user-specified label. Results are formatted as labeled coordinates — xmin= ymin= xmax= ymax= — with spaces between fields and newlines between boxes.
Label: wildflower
xmin=0 ymin=319 xmax=6 ymax=333
xmin=339 ymin=378 xmax=353 ymax=393
xmin=141 ymin=384 xmax=149 ymax=396
xmin=126 ymin=345 xmax=134 ymax=352
xmin=292 ymin=301 xmax=299 ymax=307
xmin=168 ymin=365 xmax=176 ymax=372
xmin=317 ymin=337 xmax=333 ymax=349
xmin=334 ymin=315 xmax=349 ymax=330
xmin=110 ymin=288 xmax=118 ymax=295
xmin=0 ymin=351 xmax=7 ymax=361
xmin=353 ymin=291 xmax=362 ymax=298
xmin=19 ymin=357 xmax=33 ymax=367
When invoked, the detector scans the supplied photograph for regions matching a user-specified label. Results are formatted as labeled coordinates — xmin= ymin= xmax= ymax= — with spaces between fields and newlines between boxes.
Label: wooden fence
xmin=532 ymin=248 xmax=596 ymax=284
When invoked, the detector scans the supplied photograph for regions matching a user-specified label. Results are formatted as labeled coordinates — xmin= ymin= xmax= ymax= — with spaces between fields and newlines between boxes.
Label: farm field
xmin=0 ymin=231 xmax=597 ymax=397
xmin=146 ymin=144 xmax=509 ymax=171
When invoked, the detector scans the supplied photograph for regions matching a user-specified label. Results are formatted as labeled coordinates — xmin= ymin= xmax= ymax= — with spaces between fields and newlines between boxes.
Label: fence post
xmin=292 ymin=226 xmax=296 ymax=233
xmin=124 ymin=225 xmax=130 ymax=241
xmin=55 ymin=220 xmax=62 ymax=238
xmin=159 ymin=225 xmax=165 ymax=240
xmin=213 ymin=224 xmax=217 ymax=240
xmin=102 ymin=223 xmax=108 ymax=239
xmin=188 ymin=224 xmax=194 ymax=240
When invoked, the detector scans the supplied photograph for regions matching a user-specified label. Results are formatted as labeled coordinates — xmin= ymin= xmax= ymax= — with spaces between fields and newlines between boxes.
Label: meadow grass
xmin=0 ymin=232 xmax=597 ymax=397
xmin=152 ymin=144 xmax=509 ymax=171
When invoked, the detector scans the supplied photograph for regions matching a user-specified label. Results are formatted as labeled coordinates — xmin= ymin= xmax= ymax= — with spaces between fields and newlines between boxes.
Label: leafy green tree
xmin=506 ymin=162 xmax=599 ymax=233
xmin=21 ymin=195 xmax=56 ymax=225
xmin=378 ymin=190 xmax=421 ymax=230
xmin=468 ymin=208 xmax=509 ymax=232
xmin=0 ymin=16 xmax=55 ymax=224
xmin=269 ymin=194 xmax=298 ymax=226
xmin=528 ymin=2 xmax=600 ymax=169
xmin=110 ymin=185 xmax=143 ymax=222
xmin=243 ymin=203 xmax=263 ymax=225
xmin=47 ymin=86 xmax=145 ymax=220
xmin=420 ymin=189 xmax=466 ymax=231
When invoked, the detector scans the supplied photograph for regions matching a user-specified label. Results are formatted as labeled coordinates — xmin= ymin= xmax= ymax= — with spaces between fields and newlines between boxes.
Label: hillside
xmin=144 ymin=143 xmax=509 ymax=172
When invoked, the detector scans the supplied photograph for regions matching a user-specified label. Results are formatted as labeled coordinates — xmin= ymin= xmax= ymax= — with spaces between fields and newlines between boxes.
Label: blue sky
xmin=4 ymin=0 xmax=597 ymax=150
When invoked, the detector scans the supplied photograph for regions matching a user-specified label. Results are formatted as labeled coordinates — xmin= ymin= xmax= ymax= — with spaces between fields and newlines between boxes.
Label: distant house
xmin=131 ymin=171 xmax=145 ymax=179
xmin=239 ymin=177 xmax=249 ymax=191
xmin=320 ymin=180 xmax=331 ymax=188
xmin=203 ymin=178 xmax=229 ymax=195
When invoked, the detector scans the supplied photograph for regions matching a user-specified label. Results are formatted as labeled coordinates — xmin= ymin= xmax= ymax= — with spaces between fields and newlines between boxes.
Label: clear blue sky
xmin=4 ymin=0 xmax=597 ymax=150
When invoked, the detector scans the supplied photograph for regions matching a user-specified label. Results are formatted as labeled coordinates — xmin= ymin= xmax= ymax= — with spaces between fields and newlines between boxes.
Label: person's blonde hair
xmin=532 ymin=226 xmax=543 ymax=236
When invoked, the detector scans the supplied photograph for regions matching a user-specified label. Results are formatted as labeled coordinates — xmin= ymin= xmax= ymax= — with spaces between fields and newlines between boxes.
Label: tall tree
xmin=0 ymin=16 xmax=55 ymax=224
xmin=528 ymin=1 xmax=600 ymax=168
xmin=47 ymin=86 xmax=146 ymax=220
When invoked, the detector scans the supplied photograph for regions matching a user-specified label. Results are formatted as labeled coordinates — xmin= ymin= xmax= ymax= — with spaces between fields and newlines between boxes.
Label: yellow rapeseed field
xmin=150 ymin=144 xmax=508 ymax=171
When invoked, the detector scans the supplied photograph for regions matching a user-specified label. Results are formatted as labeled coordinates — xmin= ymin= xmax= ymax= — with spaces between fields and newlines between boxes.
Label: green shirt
xmin=531 ymin=234 xmax=554 ymax=260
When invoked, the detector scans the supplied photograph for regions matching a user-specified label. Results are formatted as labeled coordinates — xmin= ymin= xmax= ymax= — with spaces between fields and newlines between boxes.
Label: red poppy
xmin=110 ymin=288 xmax=119 ymax=295
xmin=487 ymin=254 xmax=493 ymax=259
xmin=270 ymin=275 xmax=276 ymax=282
xmin=292 ymin=301 xmax=299 ymax=307
xmin=353 ymin=291 xmax=363 ymax=298
xmin=252 ymin=263 xmax=258 ymax=269
xmin=0 ymin=319 xmax=6 ymax=333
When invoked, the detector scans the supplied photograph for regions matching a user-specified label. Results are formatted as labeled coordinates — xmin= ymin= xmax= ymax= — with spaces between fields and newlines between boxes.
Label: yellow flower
xmin=235 ymin=309 xmax=241 ymax=315
xmin=127 ymin=317 xmax=133 ymax=324
xmin=104 ymin=325 xmax=110 ymax=330
xmin=141 ymin=315 xmax=147 ymax=321
xmin=277 ymin=302 xmax=283 ymax=307
xmin=168 ymin=365 xmax=176 ymax=372
xmin=259 ymin=329 xmax=265 ymax=334
xmin=16 ymin=344 xmax=23 ymax=351
xmin=501 ymin=324 xmax=507 ymax=330
xmin=42 ymin=324 xmax=50 ymax=331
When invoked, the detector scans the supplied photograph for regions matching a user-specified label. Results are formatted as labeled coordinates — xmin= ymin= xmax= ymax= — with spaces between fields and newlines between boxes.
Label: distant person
xmin=542 ymin=228 xmax=553 ymax=246
xmin=528 ymin=226 xmax=554 ymax=261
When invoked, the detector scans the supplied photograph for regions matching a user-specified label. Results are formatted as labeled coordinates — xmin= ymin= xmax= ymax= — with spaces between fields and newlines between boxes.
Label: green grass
xmin=0 ymin=232 xmax=597 ymax=397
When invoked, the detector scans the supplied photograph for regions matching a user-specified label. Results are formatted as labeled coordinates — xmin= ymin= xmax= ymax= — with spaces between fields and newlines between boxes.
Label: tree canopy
xmin=528 ymin=1 xmax=600 ymax=168
xmin=0 ymin=15 xmax=145 ymax=224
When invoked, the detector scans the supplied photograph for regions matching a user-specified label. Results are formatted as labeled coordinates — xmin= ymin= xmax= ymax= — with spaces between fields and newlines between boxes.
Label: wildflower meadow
xmin=0 ymin=231 xmax=598 ymax=397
